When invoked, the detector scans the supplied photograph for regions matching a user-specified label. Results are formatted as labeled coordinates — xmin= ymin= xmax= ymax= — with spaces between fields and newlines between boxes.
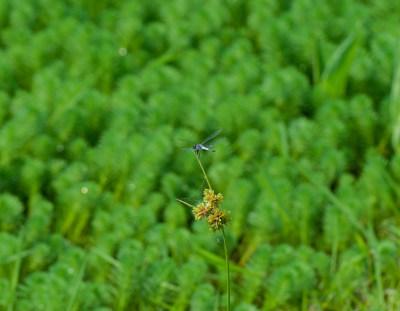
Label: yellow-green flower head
xmin=193 ymin=202 xmax=212 ymax=220
xmin=203 ymin=189 xmax=224 ymax=207
xmin=207 ymin=209 xmax=231 ymax=232
xmin=203 ymin=189 xmax=215 ymax=201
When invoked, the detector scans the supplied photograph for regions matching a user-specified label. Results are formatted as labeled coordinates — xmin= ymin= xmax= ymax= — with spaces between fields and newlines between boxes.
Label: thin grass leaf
xmin=256 ymin=167 xmax=292 ymax=228
xmin=320 ymin=32 xmax=360 ymax=97
xmin=7 ymin=231 xmax=24 ymax=311
xmin=293 ymin=159 xmax=366 ymax=237
xmin=311 ymin=36 xmax=323 ymax=85
xmin=293 ymin=159 xmax=386 ymax=307
xmin=390 ymin=45 xmax=400 ymax=152
xmin=193 ymin=246 xmax=260 ymax=278
xmin=66 ymin=255 xmax=88 ymax=311
xmin=91 ymin=247 xmax=122 ymax=270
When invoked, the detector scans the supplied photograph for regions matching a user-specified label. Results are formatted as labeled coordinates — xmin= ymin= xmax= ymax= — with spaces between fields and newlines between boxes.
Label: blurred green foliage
xmin=0 ymin=0 xmax=400 ymax=310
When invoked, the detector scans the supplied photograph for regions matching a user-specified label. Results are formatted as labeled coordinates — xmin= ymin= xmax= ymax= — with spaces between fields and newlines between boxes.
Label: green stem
xmin=7 ymin=230 xmax=24 ymax=311
xmin=222 ymin=228 xmax=230 ymax=311
xmin=175 ymin=198 xmax=196 ymax=209
xmin=193 ymin=151 xmax=212 ymax=189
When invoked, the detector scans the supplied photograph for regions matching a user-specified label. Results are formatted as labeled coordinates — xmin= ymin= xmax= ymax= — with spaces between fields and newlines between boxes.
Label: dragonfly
xmin=178 ymin=129 xmax=222 ymax=156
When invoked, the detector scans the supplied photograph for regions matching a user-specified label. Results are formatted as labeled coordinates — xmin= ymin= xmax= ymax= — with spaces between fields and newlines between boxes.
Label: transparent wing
xmin=178 ymin=138 xmax=195 ymax=144
xmin=201 ymin=129 xmax=222 ymax=144
xmin=182 ymin=146 xmax=194 ymax=151
xmin=203 ymin=136 xmax=226 ymax=148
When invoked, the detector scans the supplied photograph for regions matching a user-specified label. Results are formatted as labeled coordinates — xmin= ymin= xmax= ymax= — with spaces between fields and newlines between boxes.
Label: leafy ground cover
xmin=1 ymin=0 xmax=400 ymax=310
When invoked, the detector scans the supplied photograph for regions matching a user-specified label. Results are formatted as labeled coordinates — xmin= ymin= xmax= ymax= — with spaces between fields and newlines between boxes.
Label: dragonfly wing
xmin=182 ymin=146 xmax=194 ymax=151
xmin=201 ymin=129 xmax=222 ymax=144
xmin=178 ymin=138 xmax=195 ymax=144
xmin=204 ymin=136 xmax=226 ymax=148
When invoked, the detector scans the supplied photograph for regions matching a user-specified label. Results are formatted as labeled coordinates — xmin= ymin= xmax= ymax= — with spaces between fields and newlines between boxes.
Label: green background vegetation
xmin=1 ymin=0 xmax=400 ymax=310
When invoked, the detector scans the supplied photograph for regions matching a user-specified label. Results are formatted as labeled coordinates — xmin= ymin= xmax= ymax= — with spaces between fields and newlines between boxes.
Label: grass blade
xmin=390 ymin=43 xmax=400 ymax=152
xmin=321 ymin=32 xmax=360 ymax=97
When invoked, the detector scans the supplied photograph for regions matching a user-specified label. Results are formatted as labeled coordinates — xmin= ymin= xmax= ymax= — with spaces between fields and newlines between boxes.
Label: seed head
xmin=207 ymin=209 xmax=231 ymax=232
xmin=193 ymin=202 xmax=212 ymax=220
xmin=203 ymin=189 xmax=224 ymax=207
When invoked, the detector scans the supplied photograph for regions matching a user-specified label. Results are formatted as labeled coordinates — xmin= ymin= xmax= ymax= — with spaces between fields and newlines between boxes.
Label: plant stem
xmin=175 ymin=198 xmax=196 ymax=209
xmin=193 ymin=151 xmax=212 ymax=189
xmin=222 ymin=228 xmax=230 ymax=311
xmin=8 ymin=230 xmax=24 ymax=311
